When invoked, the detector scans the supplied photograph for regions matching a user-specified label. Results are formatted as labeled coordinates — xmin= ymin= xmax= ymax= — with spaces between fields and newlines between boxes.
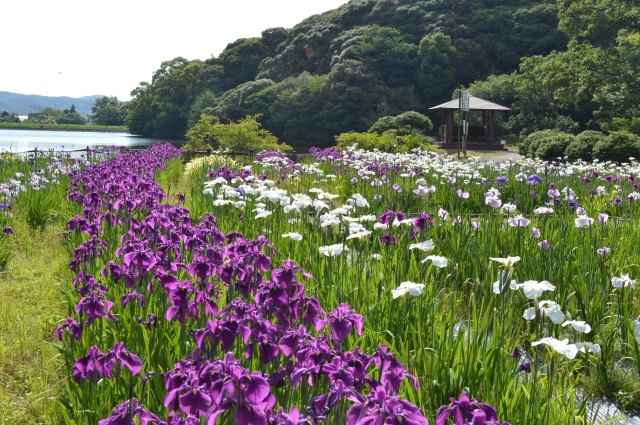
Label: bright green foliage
xmin=185 ymin=115 xmax=292 ymax=153
xmin=335 ymin=131 xmax=435 ymax=153
xmin=90 ymin=96 xmax=127 ymax=126
xmin=557 ymin=0 xmax=640 ymax=44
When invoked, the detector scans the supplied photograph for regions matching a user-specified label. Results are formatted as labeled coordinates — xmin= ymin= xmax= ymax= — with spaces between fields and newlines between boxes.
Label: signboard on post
xmin=461 ymin=90 xmax=470 ymax=112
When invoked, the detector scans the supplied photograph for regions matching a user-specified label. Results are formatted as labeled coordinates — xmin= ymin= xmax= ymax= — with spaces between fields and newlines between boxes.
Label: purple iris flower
xmin=326 ymin=303 xmax=364 ymax=343
xmin=527 ymin=174 xmax=542 ymax=184
xmin=381 ymin=232 xmax=398 ymax=246
xmin=123 ymin=246 xmax=157 ymax=274
xmin=347 ymin=386 xmax=428 ymax=425
xmin=608 ymin=196 xmax=622 ymax=207
xmin=122 ymin=290 xmax=147 ymax=308
xmin=379 ymin=210 xmax=394 ymax=225
xmin=111 ymin=342 xmax=143 ymax=376
xmin=265 ymin=406 xmax=310 ymax=425
xmin=75 ymin=291 xmax=117 ymax=325
xmin=99 ymin=399 xmax=162 ymax=425
xmin=139 ymin=314 xmax=157 ymax=331
xmin=2 ymin=226 xmax=14 ymax=236
xmin=436 ymin=392 xmax=508 ymax=425
xmin=495 ymin=176 xmax=508 ymax=184
xmin=413 ymin=212 xmax=434 ymax=230
xmin=271 ymin=259 xmax=312 ymax=289
xmin=518 ymin=363 xmax=532 ymax=373
xmin=72 ymin=346 xmax=112 ymax=383
xmin=55 ymin=317 xmax=83 ymax=341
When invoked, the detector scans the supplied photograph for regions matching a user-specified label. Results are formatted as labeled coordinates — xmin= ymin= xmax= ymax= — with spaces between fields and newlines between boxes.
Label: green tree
xmin=187 ymin=91 xmax=218 ymax=129
xmin=418 ymin=32 xmax=456 ymax=103
xmin=184 ymin=115 xmax=291 ymax=153
xmin=127 ymin=57 xmax=207 ymax=138
xmin=341 ymin=25 xmax=418 ymax=88
xmin=557 ymin=0 xmax=640 ymax=44
xmin=91 ymin=96 xmax=126 ymax=126
xmin=219 ymin=38 xmax=265 ymax=89
xmin=261 ymin=27 xmax=289 ymax=58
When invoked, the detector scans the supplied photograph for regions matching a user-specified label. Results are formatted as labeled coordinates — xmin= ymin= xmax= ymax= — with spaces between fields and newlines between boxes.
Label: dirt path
xmin=443 ymin=148 xmax=524 ymax=163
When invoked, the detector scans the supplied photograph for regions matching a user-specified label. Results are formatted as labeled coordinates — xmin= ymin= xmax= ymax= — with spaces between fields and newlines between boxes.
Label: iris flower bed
xmin=56 ymin=144 xmax=639 ymax=424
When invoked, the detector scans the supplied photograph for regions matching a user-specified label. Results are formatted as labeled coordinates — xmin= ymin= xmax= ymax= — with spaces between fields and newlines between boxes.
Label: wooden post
xmin=490 ymin=110 xmax=496 ymax=144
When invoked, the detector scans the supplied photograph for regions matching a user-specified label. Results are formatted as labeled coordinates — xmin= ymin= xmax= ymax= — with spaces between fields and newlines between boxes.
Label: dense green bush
xmin=534 ymin=133 xmax=575 ymax=161
xmin=369 ymin=111 xmax=433 ymax=135
xmin=335 ymin=131 xmax=436 ymax=153
xmin=564 ymin=130 xmax=606 ymax=162
xmin=593 ymin=131 xmax=640 ymax=163
xmin=518 ymin=129 xmax=574 ymax=160
xmin=184 ymin=114 xmax=292 ymax=153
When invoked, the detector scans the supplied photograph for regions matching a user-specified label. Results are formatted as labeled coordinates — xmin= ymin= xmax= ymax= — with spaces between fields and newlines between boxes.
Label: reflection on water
xmin=0 ymin=129 xmax=183 ymax=153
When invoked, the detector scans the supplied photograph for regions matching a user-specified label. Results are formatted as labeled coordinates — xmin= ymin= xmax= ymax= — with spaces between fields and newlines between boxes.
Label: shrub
xmin=368 ymin=111 xmax=433 ymax=135
xmin=519 ymin=130 xmax=574 ymax=160
xmin=564 ymin=130 xmax=606 ymax=162
xmin=335 ymin=131 xmax=436 ymax=153
xmin=184 ymin=114 xmax=292 ymax=153
xmin=593 ymin=131 xmax=640 ymax=163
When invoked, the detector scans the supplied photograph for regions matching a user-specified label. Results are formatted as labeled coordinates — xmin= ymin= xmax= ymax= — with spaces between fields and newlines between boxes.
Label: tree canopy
xmin=125 ymin=0 xmax=606 ymax=148
xmin=90 ymin=97 xmax=127 ymax=126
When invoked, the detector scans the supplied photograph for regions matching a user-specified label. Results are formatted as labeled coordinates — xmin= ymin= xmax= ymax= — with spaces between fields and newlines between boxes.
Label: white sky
xmin=0 ymin=0 xmax=348 ymax=101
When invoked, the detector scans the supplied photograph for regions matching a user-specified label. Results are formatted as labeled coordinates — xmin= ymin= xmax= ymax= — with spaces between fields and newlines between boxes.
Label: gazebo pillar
xmin=489 ymin=111 xmax=496 ymax=143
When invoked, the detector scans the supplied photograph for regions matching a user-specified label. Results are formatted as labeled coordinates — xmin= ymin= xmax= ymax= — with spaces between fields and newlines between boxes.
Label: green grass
xmin=0 ymin=220 xmax=69 ymax=425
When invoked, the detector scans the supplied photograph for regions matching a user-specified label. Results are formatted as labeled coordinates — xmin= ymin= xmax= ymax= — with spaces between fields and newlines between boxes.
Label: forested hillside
xmin=469 ymin=0 xmax=640 ymax=142
xmin=126 ymin=0 xmax=628 ymax=148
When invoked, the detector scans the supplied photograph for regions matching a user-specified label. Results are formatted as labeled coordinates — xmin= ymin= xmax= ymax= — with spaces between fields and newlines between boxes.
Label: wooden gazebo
xmin=429 ymin=96 xmax=510 ymax=149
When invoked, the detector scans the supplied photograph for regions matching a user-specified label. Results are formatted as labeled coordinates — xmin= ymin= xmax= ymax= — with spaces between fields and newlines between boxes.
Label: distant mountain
xmin=0 ymin=92 xmax=104 ymax=116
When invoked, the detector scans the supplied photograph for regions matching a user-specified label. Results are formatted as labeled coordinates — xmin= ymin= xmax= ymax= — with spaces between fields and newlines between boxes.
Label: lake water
xmin=0 ymin=129 xmax=182 ymax=154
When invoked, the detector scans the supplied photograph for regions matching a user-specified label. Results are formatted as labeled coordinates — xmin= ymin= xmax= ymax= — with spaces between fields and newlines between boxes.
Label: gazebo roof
xmin=429 ymin=95 xmax=511 ymax=111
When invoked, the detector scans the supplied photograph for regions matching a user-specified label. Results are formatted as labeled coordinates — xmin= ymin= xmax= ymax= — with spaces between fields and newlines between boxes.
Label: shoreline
xmin=0 ymin=124 xmax=128 ymax=133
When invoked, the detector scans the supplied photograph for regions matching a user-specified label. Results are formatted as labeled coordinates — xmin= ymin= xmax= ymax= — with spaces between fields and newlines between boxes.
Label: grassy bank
xmin=0 ymin=122 xmax=128 ymax=132
xmin=0 ymin=221 xmax=70 ymax=424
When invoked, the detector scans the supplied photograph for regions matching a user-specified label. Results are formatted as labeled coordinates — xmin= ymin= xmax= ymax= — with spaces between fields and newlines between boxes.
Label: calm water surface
xmin=0 ymin=129 xmax=181 ymax=153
